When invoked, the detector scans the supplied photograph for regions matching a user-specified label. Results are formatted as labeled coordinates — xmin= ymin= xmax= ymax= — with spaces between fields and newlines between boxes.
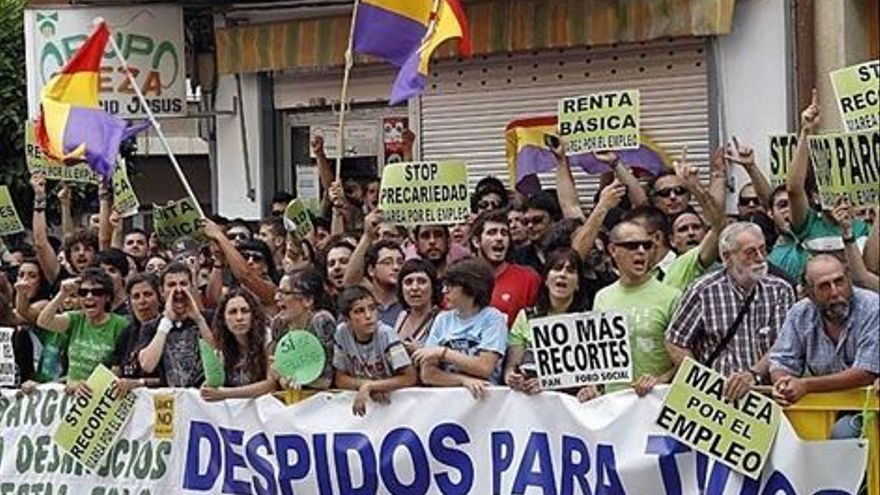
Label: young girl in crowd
xmin=504 ymin=248 xmax=601 ymax=402
xmin=415 ymin=258 xmax=508 ymax=398
xmin=333 ymin=286 xmax=417 ymax=416
xmin=201 ymin=288 xmax=277 ymax=401
xmin=36 ymin=268 xmax=130 ymax=391
xmin=11 ymin=259 xmax=64 ymax=390
xmin=272 ymin=268 xmax=336 ymax=389
xmin=393 ymin=259 xmax=442 ymax=354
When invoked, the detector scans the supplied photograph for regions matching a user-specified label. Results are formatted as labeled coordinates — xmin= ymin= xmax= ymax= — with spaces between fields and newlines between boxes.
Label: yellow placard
xmin=0 ymin=186 xmax=25 ymax=237
xmin=112 ymin=164 xmax=140 ymax=217
xmin=657 ymin=358 xmax=781 ymax=480
xmin=830 ymin=60 xmax=879 ymax=133
xmin=767 ymin=134 xmax=798 ymax=187
xmin=152 ymin=197 xmax=206 ymax=248
xmin=558 ymin=90 xmax=640 ymax=153
xmin=24 ymin=122 xmax=100 ymax=184
xmin=53 ymin=365 xmax=136 ymax=471
xmin=808 ymin=130 xmax=880 ymax=208
xmin=378 ymin=161 xmax=470 ymax=226
xmin=153 ymin=394 xmax=174 ymax=439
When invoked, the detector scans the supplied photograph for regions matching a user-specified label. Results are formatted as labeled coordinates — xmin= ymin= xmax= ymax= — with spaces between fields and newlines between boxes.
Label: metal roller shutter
xmin=419 ymin=37 xmax=711 ymax=205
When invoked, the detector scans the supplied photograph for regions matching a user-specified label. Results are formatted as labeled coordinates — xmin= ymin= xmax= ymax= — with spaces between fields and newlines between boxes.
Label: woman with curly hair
xmin=200 ymin=288 xmax=277 ymax=401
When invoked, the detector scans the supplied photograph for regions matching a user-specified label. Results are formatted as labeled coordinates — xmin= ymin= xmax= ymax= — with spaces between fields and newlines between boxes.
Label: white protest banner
xmin=830 ymin=59 xmax=879 ymax=133
xmin=0 ymin=187 xmax=25 ymax=237
xmin=309 ymin=124 xmax=379 ymax=159
xmin=379 ymin=161 xmax=470 ymax=225
xmin=530 ymin=312 xmax=632 ymax=390
xmin=768 ymin=134 xmax=798 ymax=187
xmin=25 ymin=5 xmax=186 ymax=119
xmin=558 ymin=90 xmax=640 ymax=153
xmin=658 ymin=358 xmax=782 ymax=479
xmin=0 ymin=328 xmax=15 ymax=387
xmin=0 ymin=387 xmax=868 ymax=495
xmin=808 ymin=130 xmax=880 ymax=207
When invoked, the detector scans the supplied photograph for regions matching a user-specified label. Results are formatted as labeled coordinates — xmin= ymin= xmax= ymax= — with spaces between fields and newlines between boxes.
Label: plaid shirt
xmin=666 ymin=270 xmax=796 ymax=376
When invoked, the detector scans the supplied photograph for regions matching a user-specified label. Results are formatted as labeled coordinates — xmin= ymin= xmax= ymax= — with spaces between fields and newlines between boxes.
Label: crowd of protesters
xmin=1 ymin=94 xmax=877 ymax=438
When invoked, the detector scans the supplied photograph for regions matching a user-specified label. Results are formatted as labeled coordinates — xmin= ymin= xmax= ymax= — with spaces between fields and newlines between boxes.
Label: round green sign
xmin=274 ymin=330 xmax=326 ymax=385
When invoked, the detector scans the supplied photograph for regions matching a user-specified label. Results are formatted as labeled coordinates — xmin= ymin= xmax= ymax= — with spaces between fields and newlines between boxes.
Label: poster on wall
xmin=309 ymin=125 xmax=379 ymax=159
xmin=382 ymin=116 xmax=410 ymax=164
xmin=24 ymin=5 xmax=187 ymax=119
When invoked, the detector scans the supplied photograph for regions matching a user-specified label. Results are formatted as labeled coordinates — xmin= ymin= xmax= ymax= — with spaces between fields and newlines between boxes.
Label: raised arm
xmin=677 ymin=147 xmax=726 ymax=268
xmin=831 ymin=202 xmax=879 ymax=291
xmin=201 ymin=219 xmax=277 ymax=305
xmin=328 ymin=181 xmax=347 ymax=237
xmin=36 ymin=278 xmax=77 ymax=333
xmin=571 ymin=180 xmax=626 ymax=259
xmin=58 ymin=182 xmax=75 ymax=239
xmin=788 ymin=89 xmax=820 ymax=232
xmin=342 ymin=210 xmax=380 ymax=287
xmin=551 ymin=140 xmax=585 ymax=221
xmin=606 ymin=153 xmax=648 ymax=207
xmin=30 ymin=173 xmax=61 ymax=283
xmin=725 ymin=137 xmax=773 ymax=209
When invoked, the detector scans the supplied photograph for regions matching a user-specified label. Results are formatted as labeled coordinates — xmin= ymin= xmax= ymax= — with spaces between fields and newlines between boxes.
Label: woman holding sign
xmin=504 ymin=248 xmax=599 ymax=402
xmin=200 ymin=289 xmax=277 ymax=401
xmin=270 ymin=268 xmax=336 ymax=390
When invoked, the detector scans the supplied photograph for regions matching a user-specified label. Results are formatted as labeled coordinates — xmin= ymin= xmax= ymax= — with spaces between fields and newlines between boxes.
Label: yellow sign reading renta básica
xmin=657 ymin=358 xmax=781 ymax=480
xmin=558 ymin=90 xmax=640 ymax=153
xmin=378 ymin=161 xmax=470 ymax=226
xmin=830 ymin=60 xmax=879 ymax=133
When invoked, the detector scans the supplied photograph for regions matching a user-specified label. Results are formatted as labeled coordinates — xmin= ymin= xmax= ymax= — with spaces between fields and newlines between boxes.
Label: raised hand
xmin=800 ymin=88 xmax=820 ymax=134
xmin=311 ymin=135 xmax=326 ymax=158
xmin=724 ymin=136 xmax=756 ymax=169
xmin=30 ymin=172 xmax=46 ymax=196
xmin=597 ymin=179 xmax=627 ymax=210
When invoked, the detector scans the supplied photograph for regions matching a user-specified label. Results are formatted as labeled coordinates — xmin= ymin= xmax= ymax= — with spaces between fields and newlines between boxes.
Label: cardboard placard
xmin=112 ymin=164 xmax=140 ymax=218
xmin=529 ymin=312 xmax=632 ymax=390
xmin=0 ymin=186 xmax=25 ymax=237
xmin=558 ymin=90 xmax=640 ymax=153
xmin=273 ymin=330 xmax=326 ymax=385
xmin=53 ymin=365 xmax=137 ymax=471
xmin=283 ymin=199 xmax=314 ymax=241
xmin=657 ymin=358 xmax=781 ymax=479
xmin=767 ymin=134 xmax=798 ymax=187
xmin=0 ymin=328 xmax=15 ymax=387
xmin=152 ymin=197 xmax=205 ymax=248
xmin=199 ymin=338 xmax=225 ymax=388
xmin=830 ymin=60 xmax=879 ymax=133
xmin=25 ymin=122 xmax=100 ymax=184
xmin=808 ymin=130 xmax=879 ymax=207
xmin=378 ymin=161 xmax=470 ymax=226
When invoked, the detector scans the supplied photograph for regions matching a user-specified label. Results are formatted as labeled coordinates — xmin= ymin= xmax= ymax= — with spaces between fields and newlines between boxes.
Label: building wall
xmin=715 ymin=0 xmax=792 ymax=209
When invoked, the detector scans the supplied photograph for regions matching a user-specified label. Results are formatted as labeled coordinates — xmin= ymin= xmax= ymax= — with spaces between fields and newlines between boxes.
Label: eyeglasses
xmin=241 ymin=251 xmax=266 ymax=262
xmin=78 ymin=287 xmax=107 ymax=297
xmin=477 ymin=200 xmax=501 ymax=211
xmin=739 ymin=196 xmax=761 ymax=207
xmin=653 ymin=186 xmax=688 ymax=198
xmin=613 ymin=240 xmax=654 ymax=252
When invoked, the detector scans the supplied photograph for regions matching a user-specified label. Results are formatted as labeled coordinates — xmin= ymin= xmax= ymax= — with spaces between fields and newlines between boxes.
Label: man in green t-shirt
xmin=593 ymin=221 xmax=681 ymax=395
xmin=36 ymin=268 xmax=130 ymax=387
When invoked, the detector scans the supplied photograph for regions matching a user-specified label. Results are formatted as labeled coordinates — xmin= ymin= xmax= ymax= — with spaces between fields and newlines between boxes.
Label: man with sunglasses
xmin=594 ymin=221 xmax=681 ymax=396
xmin=649 ymin=171 xmax=691 ymax=217
xmin=202 ymin=219 xmax=279 ymax=308
xmin=666 ymin=222 xmax=795 ymax=401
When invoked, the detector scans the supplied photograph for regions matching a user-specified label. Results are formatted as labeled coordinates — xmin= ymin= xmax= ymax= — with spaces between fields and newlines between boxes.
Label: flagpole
xmin=335 ymin=0 xmax=362 ymax=181
xmin=101 ymin=19 xmax=206 ymax=219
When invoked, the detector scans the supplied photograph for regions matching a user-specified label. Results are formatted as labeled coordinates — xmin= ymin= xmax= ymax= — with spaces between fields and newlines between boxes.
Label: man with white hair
xmin=666 ymin=222 xmax=796 ymax=400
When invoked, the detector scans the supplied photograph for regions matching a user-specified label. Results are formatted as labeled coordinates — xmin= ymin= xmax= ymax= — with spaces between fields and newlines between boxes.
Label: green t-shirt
xmin=65 ymin=312 xmax=130 ymax=381
xmin=662 ymin=246 xmax=707 ymax=291
xmin=769 ymin=209 xmax=871 ymax=282
xmin=33 ymin=327 xmax=69 ymax=383
xmin=509 ymin=310 xmax=532 ymax=348
xmin=593 ymin=278 xmax=681 ymax=393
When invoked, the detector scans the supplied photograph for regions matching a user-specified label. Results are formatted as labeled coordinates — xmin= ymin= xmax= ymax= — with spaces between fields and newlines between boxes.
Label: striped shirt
xmin=666 ymin=270 xmax=796 ymax=376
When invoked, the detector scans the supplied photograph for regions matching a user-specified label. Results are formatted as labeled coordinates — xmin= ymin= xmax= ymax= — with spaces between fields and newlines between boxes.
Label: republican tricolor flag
xmin=35 ymin=21 xmax=148 ymax=179
xmin=353 ymin=0 xmax=471 ymax=105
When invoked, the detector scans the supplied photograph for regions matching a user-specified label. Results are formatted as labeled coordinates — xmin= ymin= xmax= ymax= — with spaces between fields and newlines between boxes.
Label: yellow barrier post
xmin=784 ymin=388 xmax=879 ymax=495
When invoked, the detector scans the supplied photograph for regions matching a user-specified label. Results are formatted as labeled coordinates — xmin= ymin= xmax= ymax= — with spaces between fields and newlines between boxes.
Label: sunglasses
xmin=653 ymin=186 xmax=688 ymax=198
xmin=241 ymin=251 xmax=266 ymax=262
xmin=523 ymin=216 xmax=548 ymax=226
xmin=613 ymin=240 xmax=654 ymax=252
xmin=231 ymin=232 xmax=251 ymax=241
xmin=739 ymin=196 xmax=761 ymax=207
xmin=78 ymin=287 xmax=107 ymax=297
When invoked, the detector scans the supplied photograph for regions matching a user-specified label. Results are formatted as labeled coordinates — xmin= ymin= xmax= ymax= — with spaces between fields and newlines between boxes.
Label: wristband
xmin=33 ymin=195 xmax=47 ymax=210
xmin=157 ymin=317 xmax=174 ymax=335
